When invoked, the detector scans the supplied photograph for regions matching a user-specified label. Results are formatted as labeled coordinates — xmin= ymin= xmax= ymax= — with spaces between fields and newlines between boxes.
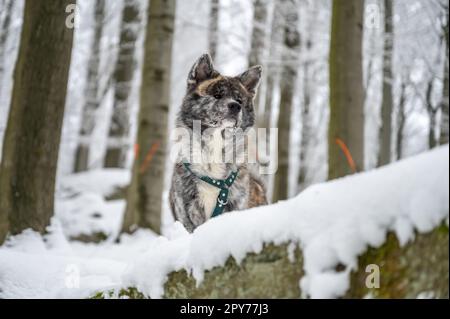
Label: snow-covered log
xmin=98 ymin=145 xmax=449 ymax=299
xmin=102 ymin=225 xmax=447 ymax=299
xmin=163 ymin=226 xmax=448 ymax=298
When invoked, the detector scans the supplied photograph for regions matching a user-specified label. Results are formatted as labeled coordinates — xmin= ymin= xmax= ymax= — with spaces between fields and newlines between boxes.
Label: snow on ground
xmin=0 ymin=225 xmax=156 ymax=298
xmin=58 ymin=169 xmax=130 ymax=197
xmin=55 ymin=169 xmax=130 ymax=239
xmin=0 ymin=146 xmax=448 ymax=298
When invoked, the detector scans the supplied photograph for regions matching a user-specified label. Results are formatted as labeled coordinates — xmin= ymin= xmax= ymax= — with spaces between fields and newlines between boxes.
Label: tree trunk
xmin=272 ymin=0 xmax=301 ymax=203
xmin=0 ymin=0 xmax=13 ymax=85
xmin=439 ymin=9 xmax=449 ymax=146
xmin=425 ymin=79 xmax=438 ymax=149
xmin=328 ymin=0 xmax=365 ymax=180
xmin=122 ymin=0 xmax=176 ymax=234
xmin=0 ymin=0 xmax=75 ymax=244
xmin=261 ymin=0 xmax=283 ymax=131
xmin=73 ymin=0 xmax=106 ymax=172
xmin=396 ymin=81 xmax=407 ymax=160
xmin=429 ymin=112 xmax=438 ymax=149
xmin=208 ymin=0 xmax=219 ymax=61
xmin=298 ymin=62 xmax=311 ymax=192
xmin=378 ymin=0 xmax=394 ymax=167
xmin=297 ymin=0 xmax=318 ymax=193
xmin=249 ymin=0 xmax=270 ymax=117
xmin=104 ymin=0 xmax=142 ymax=168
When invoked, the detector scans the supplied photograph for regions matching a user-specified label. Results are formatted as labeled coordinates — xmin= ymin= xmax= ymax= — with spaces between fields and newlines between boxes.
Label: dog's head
xmin=179 ymin=54 xmax=262 ymax=131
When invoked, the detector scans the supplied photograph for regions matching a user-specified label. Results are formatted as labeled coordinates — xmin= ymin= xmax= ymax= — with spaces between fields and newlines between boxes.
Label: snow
xmin=0 ymin=145 xmax=448 ymax=298
xmin=55 ymin=169 xmax=130 ymax=239
xmin=0 ymin=225 xmax=156 ymax=299
xmin=58 ymin=168 xmax=130 ymax=198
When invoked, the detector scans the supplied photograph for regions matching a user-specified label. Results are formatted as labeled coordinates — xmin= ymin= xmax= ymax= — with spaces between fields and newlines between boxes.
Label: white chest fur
xmin=197 ymin=182 xmax=220 ymax=219
xmin=195 ymin=129 xmax=229 ymax=219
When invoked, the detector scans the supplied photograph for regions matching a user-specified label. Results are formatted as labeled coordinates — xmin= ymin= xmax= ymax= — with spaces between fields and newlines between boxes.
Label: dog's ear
xmin=237 ymin=65 xmax=262 ymax=95
xmin=187 ymin=53 xmax=218 ymax=90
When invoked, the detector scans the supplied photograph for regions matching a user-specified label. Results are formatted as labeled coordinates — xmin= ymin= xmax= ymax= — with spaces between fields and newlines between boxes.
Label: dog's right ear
xmin=187 ymin=53 xmax=217 ymax=90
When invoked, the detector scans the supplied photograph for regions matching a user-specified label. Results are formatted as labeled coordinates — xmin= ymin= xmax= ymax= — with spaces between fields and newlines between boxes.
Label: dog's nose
xmin=228 ymin=102 xmax=241 ymax=114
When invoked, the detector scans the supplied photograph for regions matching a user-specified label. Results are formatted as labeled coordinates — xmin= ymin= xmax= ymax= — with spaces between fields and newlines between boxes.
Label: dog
xmin=169 ymin=53 xmax=268 ymax=233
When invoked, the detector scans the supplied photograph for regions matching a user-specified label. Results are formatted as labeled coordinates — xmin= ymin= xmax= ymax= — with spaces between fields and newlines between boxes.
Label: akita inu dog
xmin=169 ymin=54 xmax=267 ymax=233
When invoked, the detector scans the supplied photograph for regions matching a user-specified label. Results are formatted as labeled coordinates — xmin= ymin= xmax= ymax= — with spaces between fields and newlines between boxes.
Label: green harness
xmin=183 ymin=163 xmax=239 ymax=218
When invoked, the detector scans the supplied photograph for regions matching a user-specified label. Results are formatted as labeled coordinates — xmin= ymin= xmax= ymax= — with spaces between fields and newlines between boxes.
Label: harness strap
xmin=183 ymin=163 xmax=239 ymax=218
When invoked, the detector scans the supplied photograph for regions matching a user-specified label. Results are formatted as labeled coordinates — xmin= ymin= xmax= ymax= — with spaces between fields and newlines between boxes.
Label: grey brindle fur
xmin=169 ymin=54 xmax=267 ymax=232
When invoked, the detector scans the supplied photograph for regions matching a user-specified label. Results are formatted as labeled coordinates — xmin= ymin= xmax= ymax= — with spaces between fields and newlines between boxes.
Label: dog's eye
xmin=214 ymin=93 xmax=222 ymax=100
xmin=236 ymin=98 xmax=243 ymax=104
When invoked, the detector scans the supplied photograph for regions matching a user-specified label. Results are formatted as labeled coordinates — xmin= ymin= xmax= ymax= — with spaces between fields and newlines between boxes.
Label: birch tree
xmin=0 ymin=0 xmax=13 ymax=86
xmin=378 ymin=0 xmax=394 ymax=166
xmin=104 ymin=0 xmax=142 ymax=168
xmin=297 ymin=0 xmax=320 ymax=192
xmin=272 ymin=0 xmax=301 ymax=202
xmin=209 ymin=0 xmax=219 ymax=61
xmin=328 ymin=0 xmax=365 ymax=180
xmin=439 ymin=1 xmax=449 ymax=145
xmin=249 ymin=0 xmax=270 ymax=117
xmin=73 ymin=0 xmax=106 ymax=172
xmin=425 ymin=79 xmax=440 ymax=149
xmin=262 ymin=0 xmax=284 ymax=131
xmin=122 ymin=0 xmax=176 ymax=234
xmin=0 ymin=0 xmax=75 ymax=243
xmin=396 ymin=80 xmax=407 ymax=160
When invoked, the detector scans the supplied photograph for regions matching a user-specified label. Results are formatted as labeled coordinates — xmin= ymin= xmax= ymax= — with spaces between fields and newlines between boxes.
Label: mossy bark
xmin=0 ymin=0 xmax=75 ymax=244
xmin=98 ymin=225 xmax=448 ymax=299
xmin=164 ymin=244 xmax=303 ymax=299
xmin=347 ymin=225 xmax=449 ymax=299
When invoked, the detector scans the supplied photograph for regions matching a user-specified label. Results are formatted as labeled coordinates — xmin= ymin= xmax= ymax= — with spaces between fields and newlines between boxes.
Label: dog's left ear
xmin=238 ymin=65 xmax=262 ymax=95
xmin=187 ymin=53 xmax=218 ymax=90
